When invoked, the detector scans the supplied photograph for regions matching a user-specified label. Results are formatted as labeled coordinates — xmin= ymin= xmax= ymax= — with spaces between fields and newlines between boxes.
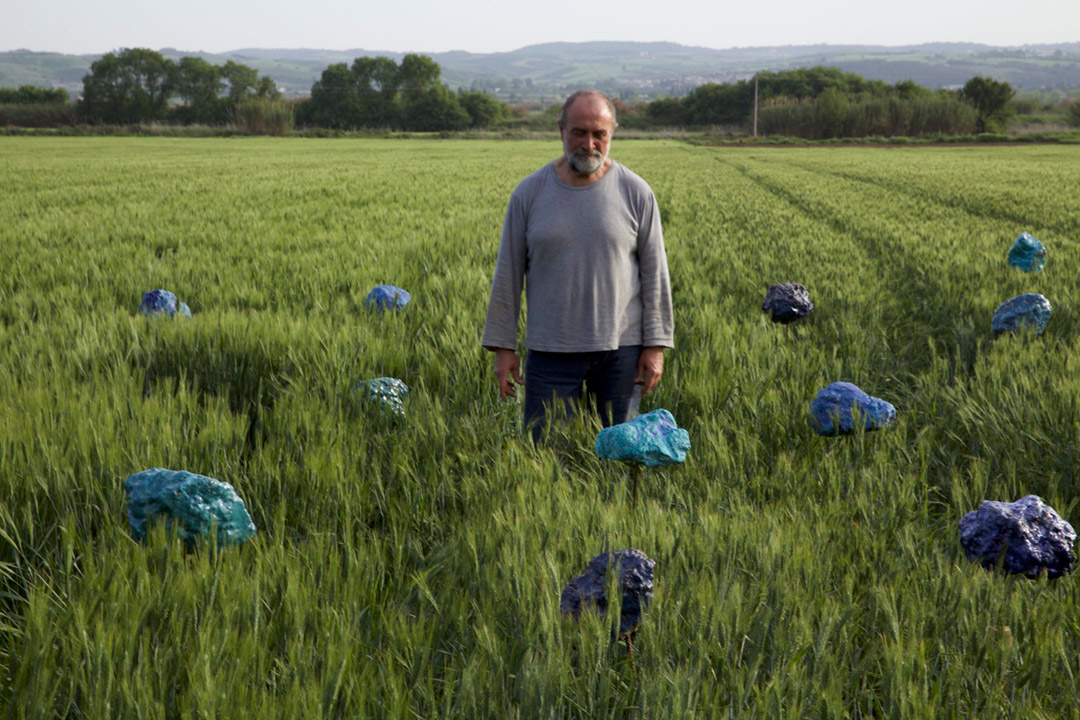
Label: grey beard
xmin=567 ymin=150 xmax=604 ymax=174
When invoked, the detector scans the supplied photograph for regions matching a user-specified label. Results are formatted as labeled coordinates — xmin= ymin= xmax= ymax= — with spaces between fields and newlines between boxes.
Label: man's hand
xmin=634 ymin=346 xmax=665 ymax=397
xmin=493 ymin=348 xmax=524 ymax=400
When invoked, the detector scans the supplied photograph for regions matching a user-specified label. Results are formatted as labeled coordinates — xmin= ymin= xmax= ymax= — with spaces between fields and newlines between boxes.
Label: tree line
xmin=620 ymin=67 xmax=1018 ymax=137
xmin=0 ymin=54 xmax=1037 ymax=138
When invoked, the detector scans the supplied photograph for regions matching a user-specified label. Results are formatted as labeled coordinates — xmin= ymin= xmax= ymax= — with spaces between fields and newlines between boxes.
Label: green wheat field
xmin=3 ymin=137 xmax=1080 ymax=718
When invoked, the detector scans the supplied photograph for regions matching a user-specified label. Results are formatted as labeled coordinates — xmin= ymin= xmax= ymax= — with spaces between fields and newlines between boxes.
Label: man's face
xmin=559 ymin=96 xmax=616 ymax=176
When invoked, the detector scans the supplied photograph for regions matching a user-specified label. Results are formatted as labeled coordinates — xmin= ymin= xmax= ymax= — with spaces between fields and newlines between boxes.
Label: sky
xmin=4 ymin=0 xmax=1078 ymax=55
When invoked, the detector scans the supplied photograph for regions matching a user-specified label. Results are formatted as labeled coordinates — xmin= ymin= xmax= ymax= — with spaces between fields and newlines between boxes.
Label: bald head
xmin=558 ymin=90 xmax=618 ymax=129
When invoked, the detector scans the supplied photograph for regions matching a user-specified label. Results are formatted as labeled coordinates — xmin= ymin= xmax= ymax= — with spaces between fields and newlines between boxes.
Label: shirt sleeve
xmin=481 ymin=191 xmax=528 ymax=350
xmin=637 ymin=190 xmax=674 ymax=348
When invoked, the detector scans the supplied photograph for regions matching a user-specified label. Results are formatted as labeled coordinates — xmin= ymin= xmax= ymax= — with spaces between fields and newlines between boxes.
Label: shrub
xmin=0 ymin=102 xmax=78 ymax=128
xmin=234 ymin=97 xmax=295 ymax=135
xmin=1066 ymin=101 xmax=1080 ymax=128
xmin=0 ymin=85 xmax=69 ymax=104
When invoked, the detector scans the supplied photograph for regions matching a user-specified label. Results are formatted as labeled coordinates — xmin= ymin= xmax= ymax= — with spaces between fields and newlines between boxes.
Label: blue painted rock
xmin=810 ymin=382 xmax=895 ymax=436
xmin=357 ymin=377 xmax=409 ymax=418
xmin=560 ymin=548 xmax=655 ymax=636
xmin=960 ymin=495 xmax=1075 ymax=578
xmin=993 ymin=293 xmax=1051 ymax=335
xmin=139 ymin=289 xmax=191 ymax=318
xmin=124 ymin=468 xmax=256 ymax=546
xmin=595 ymin=409 xmax=690 ymax=467
xmin=762 ymin=283 xmax=814 ymax=324
xmin=364 ymin=285 xmax=411 ymax=311
xmin=1007 ymin=232 xmax=1046 ymax=273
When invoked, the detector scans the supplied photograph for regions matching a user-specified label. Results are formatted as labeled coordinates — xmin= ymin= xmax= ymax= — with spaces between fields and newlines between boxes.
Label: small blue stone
xmin=595 ymin=409 xmax=690 ymax=467
xmin=139 ymin=289 xmax=180 ymax=318
xmin=993 ymin=293 xmax=1051 ymax=336
xmin=810 ymin=382 xmax=895 ymax=436
xmin=1007 ymin=232 xmax=1046 ymax=273
xmin=364 ymin=285 xmax=411 ymax=311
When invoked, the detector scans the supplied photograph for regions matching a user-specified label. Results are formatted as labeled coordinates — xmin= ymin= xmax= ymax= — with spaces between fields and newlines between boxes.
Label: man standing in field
xmin=482 ymin=89 xmax=674 ymax=442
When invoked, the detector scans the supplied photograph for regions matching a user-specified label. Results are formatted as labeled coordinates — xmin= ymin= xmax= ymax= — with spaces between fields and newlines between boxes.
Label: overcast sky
xmin=4 ymin=0 xmax=1078 ymax=55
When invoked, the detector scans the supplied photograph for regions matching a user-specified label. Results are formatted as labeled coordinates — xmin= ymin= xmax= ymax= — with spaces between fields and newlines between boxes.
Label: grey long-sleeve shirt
xmin=482 ymin=160 xmax=674 ymax=353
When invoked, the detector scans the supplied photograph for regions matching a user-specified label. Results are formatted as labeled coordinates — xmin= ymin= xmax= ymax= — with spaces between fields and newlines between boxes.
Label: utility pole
xmin=753 ymin=74 xmax=759 ymax=138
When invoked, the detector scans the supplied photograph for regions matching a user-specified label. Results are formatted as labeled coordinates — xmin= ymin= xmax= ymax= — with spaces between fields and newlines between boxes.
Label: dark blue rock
xmin=139 ymin=289 xmax=191 ymax=318
xmin=762 ymin=283 xmax=814 ymax=323
xmin=810 ymin=382 xmax=895 ymax=436
xmin=124 ymin=468 xmax=256 ymax=546
xmin=595 ymin=409 xmax=690 ymax=467
xmin=960 ymin=495 xmax=1075 ymax=578
xmin=560 ymin=549 xmax=655 ymax=636
xmin=1007 ymin=232 xmax=1046 ymax=273
xmin=993 ymin=293 xmax=1051 ymax=335
xmin=364 ymin=285 xmax=411 ymax=311
xmin=356 ymin=377 xmax=409 ymax=418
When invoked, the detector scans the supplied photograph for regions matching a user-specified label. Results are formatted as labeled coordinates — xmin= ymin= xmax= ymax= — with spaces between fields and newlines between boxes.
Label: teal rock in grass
xmin=139 ymin=289 xmax=191 ymax=318
xmin=124 ymin=468 xmax=256 ymax=546
xmin=357 ymin=377 xmax=409 ymax=418
xmin=1007 ymin=232 xmax=1046 ymax=273
xmin=595 ymin=409 xmax=689 ymax=467
xmin=993 ymin=293 xmax=1051 ymax=336
xmin=364 ymin=285 xmax=411 ymax=311
xmin=810 ymin=382 xmax=895 ymax=436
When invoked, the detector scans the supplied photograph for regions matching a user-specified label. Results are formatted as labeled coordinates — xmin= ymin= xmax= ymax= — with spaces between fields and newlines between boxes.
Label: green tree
xmin=79 ymin=48 xmax=175 ymax=124
xmin=457 ymin=90 xmax=508 ymax=128
xmin=894 ymin=80 xmax=928 ymax=100
xmin=756 ymin=66 xmax=888 ymax=101
xmin=353 ymin=57 xmax=399 ymax=97
xmin=255 ymin=76 xmax=281 ymax=100
xmin=401 ymin=83 xmax=469 ymax=131
xmin=681 ymin=82 xmax=753 ymax=126
xmin=173 ymin=56 xmax=225 ymax=123
xmin=961 ymin=76 xmax=1015 ymax=132
xmin=307 ymin=63 xmax=359 ymax=128
xmin=221 ymin=61 xmax=259 ymax=103
xmin=817 ymin=87 xmax=850 ymax=138
xmin=645 ymin=96 xmax=685 ymax=126
xmin=397 ymin=54 xmax=440 ymax=97
xmin=350 ymin=57 xmax=400 ymax=126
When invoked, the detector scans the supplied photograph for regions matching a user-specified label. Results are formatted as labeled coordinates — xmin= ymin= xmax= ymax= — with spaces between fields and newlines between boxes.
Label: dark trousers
xmin=523 ymin=346 xmax=642 ymax=444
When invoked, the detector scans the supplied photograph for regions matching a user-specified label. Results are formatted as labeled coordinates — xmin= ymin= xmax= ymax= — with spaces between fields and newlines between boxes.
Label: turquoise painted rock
xmin=1007 ymin=232 xmax=1046 ymax=273
xmin=124 ymin=468 xmax=256 ymax=546
xmin=993 ymin=293 xmax=1051 ymax=335
xmin=139 ymin=289 xmax=191 ymax=318
xmin=810 ymin=382 xmax=895 ymax=436
xmin=595 ymin=409 xmax=689 ymax=467
xmin=357 ymin=377 xmax=409 ymax=418
xmin=364 ymin=285 xmax=411 ymax=311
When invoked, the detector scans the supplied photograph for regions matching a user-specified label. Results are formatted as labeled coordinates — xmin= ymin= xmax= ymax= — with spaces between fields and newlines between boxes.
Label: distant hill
xmin=3 ymin=41 xmax=1079 ymax=100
